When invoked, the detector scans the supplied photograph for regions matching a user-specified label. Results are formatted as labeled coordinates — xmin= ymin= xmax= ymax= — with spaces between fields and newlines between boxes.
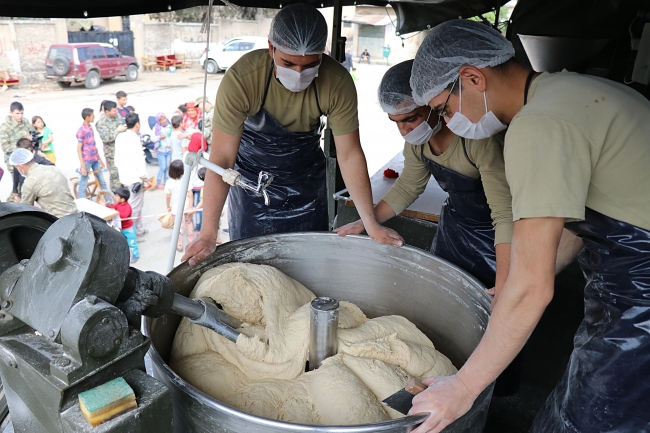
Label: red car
xmin=45 ymin=43 xmax=139 ymax=89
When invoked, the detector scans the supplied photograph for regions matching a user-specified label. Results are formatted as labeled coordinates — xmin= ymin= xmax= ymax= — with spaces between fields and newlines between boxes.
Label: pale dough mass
xmin=170 ymin=263 xmax=457 ymax=425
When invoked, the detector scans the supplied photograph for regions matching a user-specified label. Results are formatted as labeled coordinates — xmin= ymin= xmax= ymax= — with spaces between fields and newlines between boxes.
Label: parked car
xmin=45 ymin=43 xmax=139 ymax=89
xmin=199 ymin=36 xmax=268 ymax=74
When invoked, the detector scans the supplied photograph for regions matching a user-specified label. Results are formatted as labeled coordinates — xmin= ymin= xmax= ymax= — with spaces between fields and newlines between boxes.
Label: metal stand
xmin=308 ymin=297 xmax=339 ymax=370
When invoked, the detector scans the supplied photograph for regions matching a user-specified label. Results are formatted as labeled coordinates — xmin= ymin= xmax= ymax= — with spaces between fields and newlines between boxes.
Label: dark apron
xmin=532 ymin=209 xmax=650 ymax=432
xmin=421 ymin=139 xmax=497 ymax=288
xmin=228 ymin=64 xmax=328 ymax=240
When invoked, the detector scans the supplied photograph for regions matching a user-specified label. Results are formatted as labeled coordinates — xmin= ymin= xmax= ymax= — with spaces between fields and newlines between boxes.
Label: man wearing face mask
xmin=336 ymin=60 xmax=513 ymax=293
xmin=407 ymin=19 xmax=650 ymax=433
xmin=183 ymin=3 xmax=403 ymax=266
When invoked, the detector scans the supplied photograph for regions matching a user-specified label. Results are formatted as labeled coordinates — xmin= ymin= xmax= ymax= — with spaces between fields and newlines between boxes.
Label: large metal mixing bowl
xmin=145 ymin=233 xmax=493 ymax=433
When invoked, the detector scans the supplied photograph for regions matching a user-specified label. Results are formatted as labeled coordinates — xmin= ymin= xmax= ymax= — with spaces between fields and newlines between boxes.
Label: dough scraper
xmin=382 ymin=379 xmax=427 ymax=415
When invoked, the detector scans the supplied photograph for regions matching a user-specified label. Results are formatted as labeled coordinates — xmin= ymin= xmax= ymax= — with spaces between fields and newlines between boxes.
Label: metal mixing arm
xmin=168 ymin=294 xmax=242 ymax=343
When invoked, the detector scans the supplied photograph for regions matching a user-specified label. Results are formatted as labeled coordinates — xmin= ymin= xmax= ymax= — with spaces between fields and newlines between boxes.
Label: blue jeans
xmin=193 ymin=189 xmax=202 ymax=231
xmin=121 ymin=226 xmax=139 ymax=258
xmin=157 ymin=151 xmax=171 ymax=185
xmin=78 ymin=160 xmax=108 ymax=199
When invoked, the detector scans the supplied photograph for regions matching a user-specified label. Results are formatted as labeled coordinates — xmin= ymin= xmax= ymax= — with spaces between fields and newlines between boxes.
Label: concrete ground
xmin=0 ymin=62 xmax=403 ymax=275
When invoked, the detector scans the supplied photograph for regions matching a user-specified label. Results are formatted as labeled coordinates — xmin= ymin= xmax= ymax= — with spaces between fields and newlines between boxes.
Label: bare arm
xmin=410 ymin=217 xmax=564 ymax=433
xmin=182 ymin=127 xmax=240 ymax=266
xmin=334 ymin=199 xmax=396 ymax=236
xmin=492 ymin=242 xmax=511 ymax=301
xmin=334 ymin=130 xmax=404 ymax=247
xmin=555 ymin=228 xmax=583 ymax=273
xmin=77 ymin=141 xmax=87 ymax=176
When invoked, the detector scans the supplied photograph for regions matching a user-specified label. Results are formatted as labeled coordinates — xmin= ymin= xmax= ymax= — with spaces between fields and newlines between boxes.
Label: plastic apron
xmin=531 ymin=208 xmax=650 ymax=432
xmin=420 ymin=140 xmax=497 ymax=288
xmin=228 ymin=64 xmax=328 ymax=241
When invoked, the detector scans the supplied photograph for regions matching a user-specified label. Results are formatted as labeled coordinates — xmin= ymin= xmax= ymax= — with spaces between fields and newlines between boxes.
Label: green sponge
xmin=79 ymin=377 xmax=138 ymax=427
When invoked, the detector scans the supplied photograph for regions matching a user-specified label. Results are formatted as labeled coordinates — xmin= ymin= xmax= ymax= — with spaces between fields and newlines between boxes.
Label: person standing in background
xmin=114 ymin=113 xmax=150 ymax=240
xmin=107 ymin=187 xmax=139 ymax=264
xmin=96 ymin=101 xmax=127 ymax=189
xmin=32 ymin=116 xmax=55 ymax=164
xmin=182 ymin=102 xmax=201 ymax=131
xmin=116 ymin=91 xmax=129 ymax=119
xmin=76 ymin=108 xmax=109 ymax=199
xmin=0 ymin=101 xmax=32 ymax=201
xmin=152 ymin=112 xmax=172 ymax=189
xmin=195 ymin=96 xmax=213 ymax=149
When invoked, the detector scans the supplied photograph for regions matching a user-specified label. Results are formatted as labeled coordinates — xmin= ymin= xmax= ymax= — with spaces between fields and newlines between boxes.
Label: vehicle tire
xmin=126 ymin=65 xmax=138 ymax=82
xmin=57 ymin=81 xmax=72 ymax=88
xmin=206 ymin=59 xmax=219 ymax=74
xmin=97 ymin=189 xmax=117 ymax=205
xmin=84 ymin=70 xmax=100 ymax=89
xmin=52 ymin=56 xmax=70 ymax=76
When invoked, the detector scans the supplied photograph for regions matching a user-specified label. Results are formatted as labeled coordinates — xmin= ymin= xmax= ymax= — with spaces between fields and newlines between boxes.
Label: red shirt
xmin=107 ymin=201 xmax=133 ymax=229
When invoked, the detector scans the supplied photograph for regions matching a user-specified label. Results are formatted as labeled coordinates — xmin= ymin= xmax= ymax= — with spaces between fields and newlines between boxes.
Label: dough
xmin=170 ymin=263 xmax=457 ymax=425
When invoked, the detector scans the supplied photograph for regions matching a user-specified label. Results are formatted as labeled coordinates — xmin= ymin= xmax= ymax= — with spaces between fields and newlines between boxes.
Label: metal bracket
xmin=235 ymin=171 xmax=274 ymax=206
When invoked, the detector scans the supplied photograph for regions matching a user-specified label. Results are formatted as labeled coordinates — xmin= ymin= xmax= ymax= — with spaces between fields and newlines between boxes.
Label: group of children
xmin=110 ymin=99 xmax=210 ymax=263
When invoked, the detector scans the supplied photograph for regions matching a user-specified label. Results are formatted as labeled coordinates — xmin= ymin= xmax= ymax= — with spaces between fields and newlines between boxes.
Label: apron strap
xmin=261 ymin=62 xmax=274 ymax=108
xmin=461 ymin=137 xmax=478 ymax=169
xmin=523 ymin=70 xmax=537 ymax=105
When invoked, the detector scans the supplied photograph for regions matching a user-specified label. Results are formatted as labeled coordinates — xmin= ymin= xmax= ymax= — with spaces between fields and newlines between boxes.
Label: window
xmin=239 ymin=42 xmax=254 ymax=51
xmin=77 ymin=47 xmax=92 ymax=61
xmin=224 ymin=42 xmax=240 ymax=52
xmin=344 ymin=22 xmax=352 ymax=28
xmin=47 ymin=48 xmax=72 ymax=61
xmin=92 ymin=48 xmax=106 ymax=59
xmin=105 ymin=47 xmax=120 ymax=58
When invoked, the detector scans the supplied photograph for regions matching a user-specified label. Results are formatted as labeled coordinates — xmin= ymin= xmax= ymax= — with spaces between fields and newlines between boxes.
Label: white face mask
xmin=446 ymin=77 xmax=507 ymax=140
xmin=402 ymin=109 xmax=442 ymax=145
xmin=274 ymin=52 xmax=321 ymax=93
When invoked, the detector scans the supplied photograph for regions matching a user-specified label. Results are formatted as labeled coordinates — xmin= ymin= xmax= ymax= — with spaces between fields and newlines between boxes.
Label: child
xmin=116 ymin=91 xmax=129 ymax=118
xmin=32 ymin=116 xmax=55 ymax=164
xmin=127 ymin=106 xmax=136 ymax=114
xmin=182 ymin=101 xmax=201 ymax=131
xmin=152 ymin=112 xmax=172 ymax=188
xmin=107 ymin=187 xmax=140 ymax=264
xmin=165 ymin=160 xmax=195 ymax=251
xmin=169 ymin=115 xmax=189 ymax=161
xmin=76 ymin=108 xmax=108 ymax=199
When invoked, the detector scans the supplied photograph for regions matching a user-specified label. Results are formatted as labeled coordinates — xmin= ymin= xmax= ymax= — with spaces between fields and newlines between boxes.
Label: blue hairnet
xmin=268 ymin=4 xmax=328 ymax=56
xmin=378 ymin=60 xmax=420 ymax=115
xmin=411 ymin=19 xmax=514 ymax=106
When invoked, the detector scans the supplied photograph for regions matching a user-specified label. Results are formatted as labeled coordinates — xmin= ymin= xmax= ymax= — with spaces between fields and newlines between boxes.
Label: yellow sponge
xmin=79 ymin=377 xmax=138 ymax=427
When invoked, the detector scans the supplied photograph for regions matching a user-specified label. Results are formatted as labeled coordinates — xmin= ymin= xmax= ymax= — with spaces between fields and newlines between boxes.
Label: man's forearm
xmin=494 ymin=243 xmax=511 ymax=293
xmin=336 ymin=131 xmax=377 ymax=228
xmin=200 ymin=169 xmax=229 ymax=239
xmin=374 ymin=200 xmax=397 ymax=224
xmin=455 ymin=218 xmax=563 ymax=397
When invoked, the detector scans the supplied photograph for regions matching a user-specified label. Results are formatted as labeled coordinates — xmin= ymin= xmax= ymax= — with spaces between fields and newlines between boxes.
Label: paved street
xmin=0 ymin=62 xmax=405 ymax=274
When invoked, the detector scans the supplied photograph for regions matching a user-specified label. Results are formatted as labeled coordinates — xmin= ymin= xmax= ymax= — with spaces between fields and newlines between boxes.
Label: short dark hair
xmin=82 ymin=108 xmax=94 ymax=120
xmin=32 ymin=116 xmax=45 ymax=127
xmin=115 ymin=186 xmax=130 ymax=201
xmin=116 ymin=91 xmax=127 ymax=99
xmin=168 ymin=159 xmax=184 ymax=180
xmin=125 ymin=113 xmax=139 ymax=129
xmin=197 ymin=167 xmax=207 ymax=181
xmin=16 ymin=137 xmax=31 ymax=149
xmin=177 ymin=104 xmax=187 ymax=114
xmin=103 ymin=101 xmax=117 ymax=111
xmin=100 ymin=100 xmax=109 ymax=112
xmin=10 ymin=102 xmax=23 ymax=112
xmin=126 ymin=105 xmax=135 ymax=113
xmin=171 ymin=114 xmax=183 ymax=129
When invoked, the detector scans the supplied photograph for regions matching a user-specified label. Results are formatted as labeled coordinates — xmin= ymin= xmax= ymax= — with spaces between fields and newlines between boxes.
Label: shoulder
xmin=317 ymin=55 xmax=353 ymax=89
xmin=228 ymin=49 xmax=271 ymax=81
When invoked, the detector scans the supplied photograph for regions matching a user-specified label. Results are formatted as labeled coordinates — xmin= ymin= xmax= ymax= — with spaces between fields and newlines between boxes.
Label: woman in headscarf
xmin=182 ymin=101 xmax=201 ymax=131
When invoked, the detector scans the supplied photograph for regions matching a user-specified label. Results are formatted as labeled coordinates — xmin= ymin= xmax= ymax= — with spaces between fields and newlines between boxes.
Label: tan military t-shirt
xmin=383 ymin=132 xmax=513 ymax=245
xmin=505 ymin=71 xmax=650 ymax=231
xmin=21 ymin=163 xmax=77 ymax=218
xmin=213 ymin=50 xmax=358 ymax=137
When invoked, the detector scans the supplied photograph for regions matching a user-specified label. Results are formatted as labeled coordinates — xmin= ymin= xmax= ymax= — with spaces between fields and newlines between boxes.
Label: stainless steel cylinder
xmin=308 ymin=297 xmax=339 ymax=371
